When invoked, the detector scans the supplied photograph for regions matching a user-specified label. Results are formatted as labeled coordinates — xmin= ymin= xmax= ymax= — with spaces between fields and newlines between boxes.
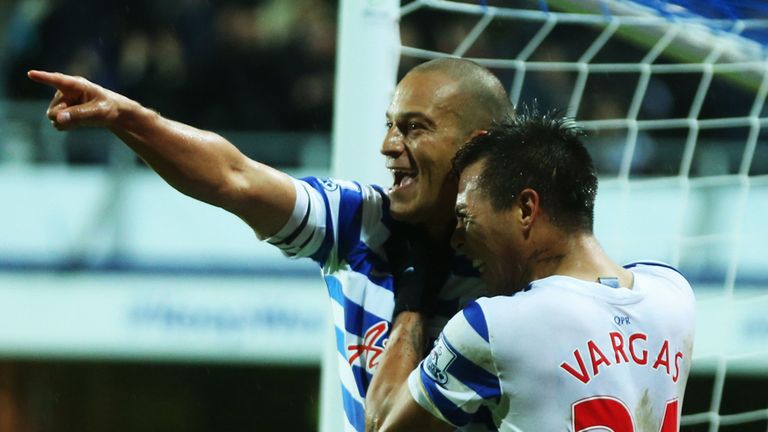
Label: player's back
xmin=482 ymin=262 xmax=695 ymax=431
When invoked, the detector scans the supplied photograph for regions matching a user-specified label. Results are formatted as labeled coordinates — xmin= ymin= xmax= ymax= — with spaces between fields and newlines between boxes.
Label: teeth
xmin=471 ymin=259 xmax=486 ymax=272
xmin=389 ymin=169 xmax=416 ymax=177
xmin=389 ymin=169 xmax=417 ymax=190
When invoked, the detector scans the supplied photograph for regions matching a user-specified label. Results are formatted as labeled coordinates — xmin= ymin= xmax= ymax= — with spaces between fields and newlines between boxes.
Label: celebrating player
xmin=28 ymin=58 xmax=514 ymax=432
xmin=372 ymin=109 xmax=696 ymax=431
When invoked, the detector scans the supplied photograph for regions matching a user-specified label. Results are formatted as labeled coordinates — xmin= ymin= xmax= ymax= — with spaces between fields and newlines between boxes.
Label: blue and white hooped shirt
xmin=265 ymin=177 xmax=485 ymax=432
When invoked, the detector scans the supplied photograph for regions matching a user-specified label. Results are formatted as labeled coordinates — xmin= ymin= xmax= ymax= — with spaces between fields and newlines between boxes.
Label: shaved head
xmin=382 ymin=57 xmax=513 ymax=227
xmin=407 ymin=58 xmax=514 ymax=133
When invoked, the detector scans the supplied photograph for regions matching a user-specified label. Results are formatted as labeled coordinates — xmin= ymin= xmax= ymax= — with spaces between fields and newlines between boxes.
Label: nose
xmin=380 ymin=125 xmax=405 ymax=158
xmin=450 ymin=222 xmax=465 ymax=253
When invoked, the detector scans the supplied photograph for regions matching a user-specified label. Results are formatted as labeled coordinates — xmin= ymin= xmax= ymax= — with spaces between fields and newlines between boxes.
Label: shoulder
xmin=299 ymin=177 xmax=392 ymax=225
xmin=624 ymin=260 xmax=684 ymax=278
xmin=420 ymin=301 xmax=502 ymax=396
xmin=471 ymin=286 xmax=558 ymax=322
xmin=303 ymin=178 xmax=404 ymax=260
xmin=443 ymin=296 xmax=524 ymax=354
xmin=299 ymin=176 xmax=387 ymax=201
xmin=625 ymin=261 xmax=694 ymax=296
xmin=437 ymin=300 xmax=497 ymax=363
xmin=451 ymin=300 xmax=490 ymax=343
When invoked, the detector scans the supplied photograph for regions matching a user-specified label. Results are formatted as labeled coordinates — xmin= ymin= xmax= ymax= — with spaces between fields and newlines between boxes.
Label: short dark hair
xmin=452 ymin=104 xmax=598 ymax=232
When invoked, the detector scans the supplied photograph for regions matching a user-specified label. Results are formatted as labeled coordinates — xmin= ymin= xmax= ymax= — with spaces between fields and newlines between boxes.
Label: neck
xmin=525 ymin=231 xmax=633 ymax=288
xmin=421 ymin=194 xmax=459 ymax=243
xmin=422 ymin=215 xmax=455 ymax=244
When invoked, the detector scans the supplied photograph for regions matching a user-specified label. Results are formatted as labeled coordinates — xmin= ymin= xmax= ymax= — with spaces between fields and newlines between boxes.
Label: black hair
xmin=452 ymin=103 xmax=598 ymax=232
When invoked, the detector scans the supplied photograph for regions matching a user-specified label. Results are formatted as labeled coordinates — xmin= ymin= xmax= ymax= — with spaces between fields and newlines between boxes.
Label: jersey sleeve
xmin=263 ymin=176 xmax=391 ymax=267
xmin=408 ymin=301 xmax=501 ymax=429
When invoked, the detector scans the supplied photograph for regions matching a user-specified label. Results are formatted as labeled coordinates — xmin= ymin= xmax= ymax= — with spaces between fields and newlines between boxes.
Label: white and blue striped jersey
xmin=265 ymin=177 xmax=485 ymax=432
xmin=409 ymin=262 xmax=695 ymax=431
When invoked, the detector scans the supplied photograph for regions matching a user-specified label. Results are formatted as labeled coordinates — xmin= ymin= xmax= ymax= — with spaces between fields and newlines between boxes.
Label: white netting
xmin=397 ymin=1 xmax=768 ymax=430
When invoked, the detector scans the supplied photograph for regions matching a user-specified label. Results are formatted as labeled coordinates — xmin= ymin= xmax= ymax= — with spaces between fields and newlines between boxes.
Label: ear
xmin=467 ymin=129 xmax=489 ymax=141
xmin=458 ymin=129 xmax=489 ymax=148
xmin=517 ymin=188 xmax=540 ymax=231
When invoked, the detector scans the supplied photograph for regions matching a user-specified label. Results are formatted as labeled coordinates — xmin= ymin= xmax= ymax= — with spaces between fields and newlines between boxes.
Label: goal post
xmin=331 ymin=0 xmax=400 ymax=188
xmin=323 ymin=1 xmax=400 ymax=430
xmin=329 ymin=0 xmax=768 ymax=430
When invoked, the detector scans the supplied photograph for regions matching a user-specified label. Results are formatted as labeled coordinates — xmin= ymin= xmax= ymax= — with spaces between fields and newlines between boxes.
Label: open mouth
xmin=471 ymin=258 xmax=487 ymax=273
xmin=390 ymin=169 xmax=418 ymax=192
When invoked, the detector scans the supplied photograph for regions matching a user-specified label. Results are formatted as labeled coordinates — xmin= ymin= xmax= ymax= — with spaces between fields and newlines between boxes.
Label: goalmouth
xmin=329 ymin=0 xmax=768 ymax=430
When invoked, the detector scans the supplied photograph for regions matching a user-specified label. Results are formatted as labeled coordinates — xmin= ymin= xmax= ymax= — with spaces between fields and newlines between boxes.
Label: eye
xmin=385 ymin=120 xmax=393 ymax=129
xmin=394 ymin=119 xmax=426 ymax=136
xmin=456 ymin=210 xmax=471 ymax=227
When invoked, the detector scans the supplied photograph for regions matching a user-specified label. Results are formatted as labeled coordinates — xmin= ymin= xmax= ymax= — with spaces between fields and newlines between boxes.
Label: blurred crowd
xmin=1 ymin=0 xmax=764 ymax=176
xmin=2 ymin=0 xmax=337 ymax=132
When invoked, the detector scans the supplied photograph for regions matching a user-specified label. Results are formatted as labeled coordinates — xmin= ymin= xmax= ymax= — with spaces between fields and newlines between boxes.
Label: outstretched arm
xmin=28 ymin=70 xmax=295 ymax=238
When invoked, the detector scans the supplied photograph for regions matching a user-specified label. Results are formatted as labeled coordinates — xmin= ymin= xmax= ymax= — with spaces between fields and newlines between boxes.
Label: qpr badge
xmin=424 ymin=335 xmax=456 ymax=385
xmin=320 ymin=178 xmax=339 ymax=191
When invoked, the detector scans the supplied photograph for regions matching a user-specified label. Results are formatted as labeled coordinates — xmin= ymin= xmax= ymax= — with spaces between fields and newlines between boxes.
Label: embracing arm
xmin=366 ymin=226 xmax=456 ymax=431
xmin=27 ymin=70 xmax=294 ymax=238
xmin=372 ymin=300 xmax=502 ymax=432
xmin=365 ymin=312 xmax=452 ymax=432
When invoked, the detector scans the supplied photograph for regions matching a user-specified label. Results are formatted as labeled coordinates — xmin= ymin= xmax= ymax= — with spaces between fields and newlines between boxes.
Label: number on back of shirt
xmin=572 ymin=396 xmax=678 ymax=431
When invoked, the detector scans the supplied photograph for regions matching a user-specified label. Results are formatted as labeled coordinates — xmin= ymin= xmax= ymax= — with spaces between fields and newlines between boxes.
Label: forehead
xmin=388 ymin=71 xmax=462 ymax=117
xmin=457 ymin=160 xmax=486 ymax=205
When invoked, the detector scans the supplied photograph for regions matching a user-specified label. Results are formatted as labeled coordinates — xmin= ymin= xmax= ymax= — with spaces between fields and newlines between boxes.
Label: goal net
xmin=329 ymin=0 xmax=768 ymax=430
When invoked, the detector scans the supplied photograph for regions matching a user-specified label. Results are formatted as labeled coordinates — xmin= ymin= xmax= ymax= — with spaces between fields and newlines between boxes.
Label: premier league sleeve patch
xmin=423 ymin=334 xmax=457 ymax=385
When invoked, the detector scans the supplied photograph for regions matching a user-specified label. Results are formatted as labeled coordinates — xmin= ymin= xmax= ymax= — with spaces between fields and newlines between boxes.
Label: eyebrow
xmin=386 ymin=111 xmax=436 ymax=128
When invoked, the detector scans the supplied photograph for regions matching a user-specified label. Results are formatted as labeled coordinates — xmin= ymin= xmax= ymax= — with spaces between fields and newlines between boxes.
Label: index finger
xmin=27 ymin=70 xmax=87 ymax=93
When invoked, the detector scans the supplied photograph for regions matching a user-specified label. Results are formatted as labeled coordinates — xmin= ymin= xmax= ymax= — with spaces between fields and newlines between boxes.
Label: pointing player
xmin=373 ymin=109 xmax=696 ymax=431
xmin=28 ymin=58 xmax=514 ymax=432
